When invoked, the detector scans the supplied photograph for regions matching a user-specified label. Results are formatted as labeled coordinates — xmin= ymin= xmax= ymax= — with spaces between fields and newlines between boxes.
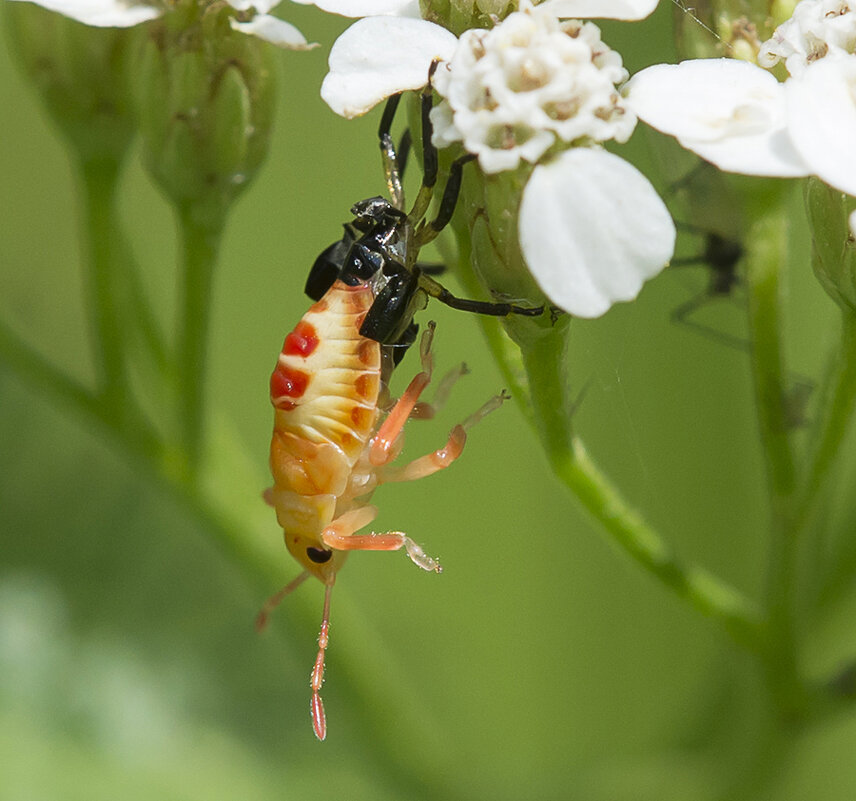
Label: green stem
xmin=0 ymin=317 xmax=162 ymax=463
xmin=796 ymin=311 xmax=856 ymax=538
xmin=80 ymin=158 xmax=127 ymax=416
xmin=744 ymin=210 xmax=797 ymax=508
xmin=743 ymin=202 xmax=804 ymax=718
xmin=176 ymin=204 xmax=224 ymax=475
xmin=0 ymin=319 xmax=101 ymax=421
xmin=451 ymin=257 xmax=535 ymax=426
xmin=127 ymin=256 xmax=171 ymax=375
xmin=517 ymin=325 xmax=764 ymax=651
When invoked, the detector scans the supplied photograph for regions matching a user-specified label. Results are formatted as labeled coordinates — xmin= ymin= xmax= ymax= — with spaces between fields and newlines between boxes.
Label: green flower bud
xmin=133 ymin=0 xmax=276 ymax=223
xmin=672 ymin=0 xmax=774 ymax=61
xmin=3 ymin=2 xmax=136 ymax=164
xmin=805 ymin=178 xmax=856 ymax=314
xmin=422 ymin=0 xmax=517 ymax=35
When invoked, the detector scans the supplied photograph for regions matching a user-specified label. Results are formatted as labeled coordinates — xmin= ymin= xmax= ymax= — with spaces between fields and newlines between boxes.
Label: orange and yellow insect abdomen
xmin=269 ymin=282 xmax=382 ymax=502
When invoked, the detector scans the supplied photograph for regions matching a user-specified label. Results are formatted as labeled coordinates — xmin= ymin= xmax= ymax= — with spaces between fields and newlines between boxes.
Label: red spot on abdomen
xmin=283 ymin=321 xmax=319 ymax=358
xmin=271 ymin=364 xmax=310 ymax=408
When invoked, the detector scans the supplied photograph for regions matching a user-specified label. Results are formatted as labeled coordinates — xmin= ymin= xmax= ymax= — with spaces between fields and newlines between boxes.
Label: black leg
xmin=379 ymin=94 xmax=405 ymax=208
xmin=430 ymin=153 xmax=476 ymax=234
xmin=420 ymin=61 xmax=441 ymax=190
xmin=414 ymin=261 xmax=446 ymax=276
xmin=670 ymin=291 xmax=748 ymax=352
xmin=379 ymin=92 xmax=401 ymax=136
xmin=425 ymin=282 xmax=544 ymax=318
xmin=406 ymin=59 xmax=443 ymax=225
xmin=398 ymin=129 xmax=412 ymax=181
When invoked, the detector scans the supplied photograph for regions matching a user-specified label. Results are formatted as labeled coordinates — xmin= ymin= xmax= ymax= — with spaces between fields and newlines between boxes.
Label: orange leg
xmin=370 ymin=322 xmax=436 ymax=466
xmin=255 ymin=570 xmax=310 ymax=632
xmin=381 ymin=390 xmax=511 ymax=483
xmin=321 ymin=504 xmax=442 ymax=572
xmin=411 ymin=361 xmax=469 ymax=420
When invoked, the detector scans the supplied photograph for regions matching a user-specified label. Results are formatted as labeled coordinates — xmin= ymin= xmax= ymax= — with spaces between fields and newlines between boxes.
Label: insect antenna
xmin=310 ymin=580 xmax=335 ymax=741
xmin=255 ymin=570 xmax=310 ymax=632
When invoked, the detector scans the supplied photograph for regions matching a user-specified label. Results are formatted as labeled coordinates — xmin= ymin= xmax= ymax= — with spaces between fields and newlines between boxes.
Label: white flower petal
xmin=229 ymin=14 xmax=315 ymax=49
xmin=850 ymin=209 xmax=856 ymax=239
xmin=626 ymin=59 xmax=809 ymax=177
xmin=540 ymin=0 xmax=659 ymax=20
xmin=786 ymin=57 xmax=856 ymax=197
xmin=519 ymin=148 xmax=675 ymax=318
xmin=290 ymin=0 xmax=420 ymax=16
xmin=8 ymin=0 xmax=160 ymax=26
xmin=321 ymin=17 xmax=458 ymax=118
xmin=676 ymin=128 xmax=809 ymax=177
xmin=626 ymin=59 xmax=781 ymax=141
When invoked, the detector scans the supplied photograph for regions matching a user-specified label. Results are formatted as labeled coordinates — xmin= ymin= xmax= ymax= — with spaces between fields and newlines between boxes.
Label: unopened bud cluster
xmin=135 ymin=2 xmax=275 ymax=219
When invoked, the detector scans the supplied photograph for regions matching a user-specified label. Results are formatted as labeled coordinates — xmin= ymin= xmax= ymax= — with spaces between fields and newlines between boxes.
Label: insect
xmin=262 ymin=290 xmax=508 ymax=739
xmin=304 ymin=61 xmax=544 ymax=344
xmin=670 ymin=223 xmax=745 ymax=351
xmin=258 ymin=66 xmax=537 ymax=740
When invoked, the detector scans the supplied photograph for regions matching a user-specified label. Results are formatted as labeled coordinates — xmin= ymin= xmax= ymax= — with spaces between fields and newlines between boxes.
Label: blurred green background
xmin=2 ymin=4 xmax=856 ymax=800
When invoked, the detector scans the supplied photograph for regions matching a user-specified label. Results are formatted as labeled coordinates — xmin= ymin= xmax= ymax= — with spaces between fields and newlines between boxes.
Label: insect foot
xmin=404 ymin=536 xmax=443 ymax=573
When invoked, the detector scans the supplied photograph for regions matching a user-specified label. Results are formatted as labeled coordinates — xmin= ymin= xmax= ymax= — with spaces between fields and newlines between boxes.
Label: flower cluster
xmin=322 ymin=0 xmax=675 ymax=319
xmin=430 ymin=11 xmax=635 ymax=173
xmin=758 ymin=0 xmax=856 ymax=74
xmin=626 ymin=0 xmax=856 ymax=197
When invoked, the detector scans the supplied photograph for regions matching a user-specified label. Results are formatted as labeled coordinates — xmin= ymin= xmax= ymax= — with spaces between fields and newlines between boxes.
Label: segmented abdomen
xmin=270 ymin=281 xmax=381 ymax=501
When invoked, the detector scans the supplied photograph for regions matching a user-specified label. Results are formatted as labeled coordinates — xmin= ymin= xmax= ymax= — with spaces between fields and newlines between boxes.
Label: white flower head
xmin=759 ymin=0 xmax=856 ymax=75
xmin=321 ymin=1 xmax=675 ymax=318
xmin=627 ymin=0 xmax=856 ymax=191
xmin=430 ymin=8 xmax=635 ymax=173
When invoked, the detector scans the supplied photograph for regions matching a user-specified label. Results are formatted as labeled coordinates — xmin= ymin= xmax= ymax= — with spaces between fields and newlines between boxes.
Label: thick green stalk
xmin=77 ymin=158 xmax=162 ymax=452
xmin=517 ymin=323 xmax=764 ymax=651
xmin=743 ymin=202 xmax=805 ymax=718
xmin=80 ymin=158 xmax=127 ymax=416
xmin=176 ymin=204 xmax=223 ymax=475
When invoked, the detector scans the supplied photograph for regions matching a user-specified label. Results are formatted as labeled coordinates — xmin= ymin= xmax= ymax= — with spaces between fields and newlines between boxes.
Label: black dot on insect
xmin=306 ymin=547 xmax=333 ymax=564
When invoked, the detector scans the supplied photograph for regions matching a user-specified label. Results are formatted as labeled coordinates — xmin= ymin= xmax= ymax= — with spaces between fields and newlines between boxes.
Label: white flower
xmin=228 ymin=0 xmax=313 ymax=49
xmin=430 ymin=13 xmax=635 ymax=173
xmin=322 ymin=16 xmax=459 ymax=118
xmin=7 ymin=0 xmax=314 ymax=49
xmin=320 ymin=0 xmax=675 ymax=318
xmin=625 ymin=59 xmax=809 ymax=177
xmin=626 ymin=0 xmax=856 ymax=197
xmin=519 ymin=148 xmax=675 ymax=317
xmin=784 ymin=52 xmax=856 ymax=195
xmin=758 ymin=0 xmax=856 ymax=75
xmin=626 ymin=53 xmax=856 ymax=196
